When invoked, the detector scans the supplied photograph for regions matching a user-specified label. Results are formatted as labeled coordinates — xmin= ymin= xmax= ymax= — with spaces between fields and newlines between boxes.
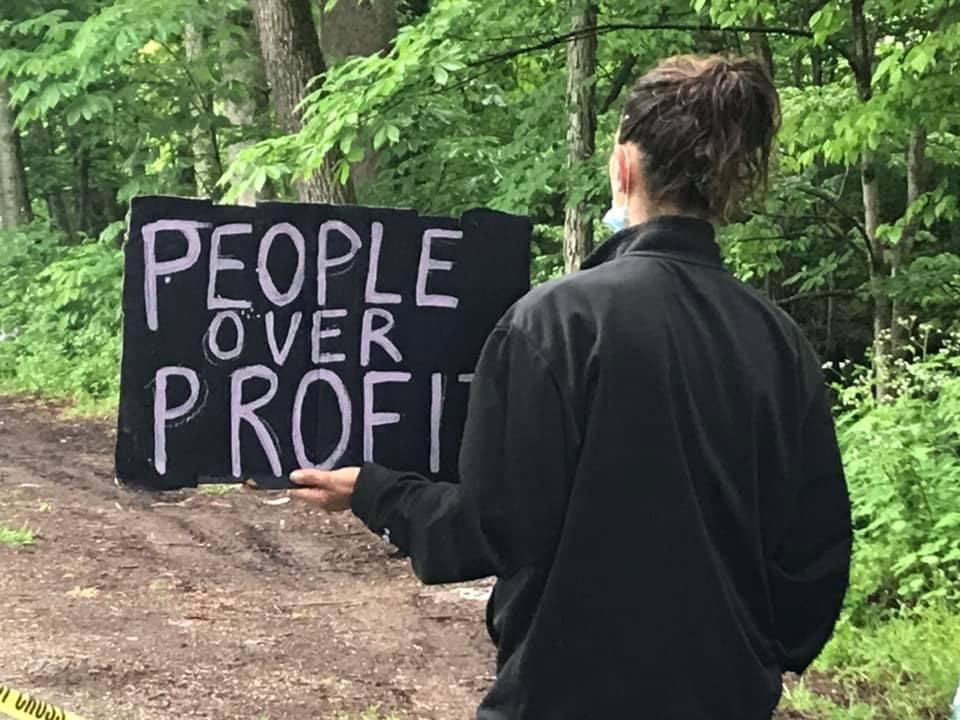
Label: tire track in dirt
xmin=0 ymin=396 xmax=496 ymax=720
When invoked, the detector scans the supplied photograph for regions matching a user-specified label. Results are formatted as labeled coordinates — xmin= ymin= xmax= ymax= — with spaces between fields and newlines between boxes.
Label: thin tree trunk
xmin=811 ymin=48 xmax=823 ymax=86
xmin=850 ymin=0 xmax=890 ymax=400
xmin=0 ymin=79 xmax=25 ymax=228
xmin=599 ymin=54 xmax=638 ymax=115
xmin=184 ymin=23 xmax=222 ymax=197
xmin=222 ymin=102 xmax=258 ymax=205
xmin=748 ymin=16 xmax=775 ymax=79
xmin=12 ymin=124 xmax=31 ymax=222
xmin=810 ymin=47 xmax=825 ymax=174
xmin=562 ymin=0 xmax=598 ymax=274
xmin=221 ymin=13 xmax=262 ymax=206
xmin=31 ymin=120 xmax=74 ymax=240
xmin=250 ymin=0 xmax=354 ymax=203
xmin=49 ymin=193 xmax=72 ymax=240
xmin=318 ymin=0 xmax=396 ymax=195
xmin=76 ymin=146 xmax=91 ymax=235
xmin=890 ymin=127 xmax=927 ymax=359
xmin=862 ymin=153 xmax=890 ymax=397
xmin=825 ymin=272 xmax=836 ymax=359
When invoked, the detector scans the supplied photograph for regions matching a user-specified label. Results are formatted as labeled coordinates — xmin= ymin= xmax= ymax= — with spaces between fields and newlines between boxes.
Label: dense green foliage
xmin=0 ymin=225 xmax=121 ymax=408
xmin=838 ymin=333 xmax=960 ymax=618
xmin=1 ymin=0 xmax=959 ymax=716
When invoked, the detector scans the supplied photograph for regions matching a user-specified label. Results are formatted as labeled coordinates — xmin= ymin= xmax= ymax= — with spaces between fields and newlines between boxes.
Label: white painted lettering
xmin=360 ymin=308 xmax=402 ymax=367
xmin=429 ymin=372 xmax=444 ymax=473
xmin=265 ymin=311 xmax=302 ymax=366
xmin=363 ymin=370 xmax=412 ymax=462
xmin=311 ymin=309 xmax=348 ymax=364
xmin=207 ymin=223 xmax=253 ymax=311
xmin=317 ymin=220 xmax=361 ymax=306
xmin=229 ymin=365 xmax=281 ymax=478
xmin=258 ymin=222 xmax=306 ymax=307
xmin=292 ymin=369 xmax=352 ymax=469
xmin=143 ymin=219 xmax=208 ymax=330
xmin=415 ymin=228 xmax=461 ymax=308
xmin=153 ymin=366 xmax=200 ymax=475
xmin=365 ymin=222 xmax=401 ymax=304
xmin=206 ymin=310 xmax=245 ymax=361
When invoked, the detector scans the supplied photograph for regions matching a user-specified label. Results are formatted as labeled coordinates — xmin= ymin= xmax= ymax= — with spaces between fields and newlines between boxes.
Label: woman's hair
xmin=618 ymin=54 xmax=781 ymax=221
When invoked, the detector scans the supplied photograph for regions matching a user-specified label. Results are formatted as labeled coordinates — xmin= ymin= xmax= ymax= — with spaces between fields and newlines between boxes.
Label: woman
xmin=290 ymin=54 xmax=852 ymax=719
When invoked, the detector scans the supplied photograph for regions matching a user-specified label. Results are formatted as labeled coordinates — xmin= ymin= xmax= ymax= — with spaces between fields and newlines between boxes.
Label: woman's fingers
xmin=290 ymin=468 xmax=334 ymax=488
xmin=289 ymin=487 xmax=330 ymax=505
xmin=288 ymin=467 xmax=360 ymax=513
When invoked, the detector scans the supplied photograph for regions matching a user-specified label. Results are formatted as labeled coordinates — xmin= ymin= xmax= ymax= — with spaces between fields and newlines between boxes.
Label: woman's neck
xmin=626 ymin=196 xmax=689 ymax=226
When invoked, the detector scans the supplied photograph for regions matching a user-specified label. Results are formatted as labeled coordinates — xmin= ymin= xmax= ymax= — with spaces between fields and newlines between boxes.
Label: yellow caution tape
xmin=0 ymin=685 xmax=89 ymax=720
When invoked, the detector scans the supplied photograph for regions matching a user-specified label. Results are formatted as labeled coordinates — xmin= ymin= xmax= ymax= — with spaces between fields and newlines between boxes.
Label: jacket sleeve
xmin=350 ymin=325 xmax=578 ymax=584
xmin=768 ymin=379 xmax=853 ymax=672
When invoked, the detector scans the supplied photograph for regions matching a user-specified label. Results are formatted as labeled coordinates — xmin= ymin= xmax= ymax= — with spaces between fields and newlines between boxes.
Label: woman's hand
xmin=288 ymin=467 xmax=360 ymax=512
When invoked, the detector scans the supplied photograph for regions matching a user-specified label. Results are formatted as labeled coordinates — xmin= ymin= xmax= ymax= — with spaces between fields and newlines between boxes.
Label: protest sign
xmin=115 ymin=196 xmax=531 ymax=490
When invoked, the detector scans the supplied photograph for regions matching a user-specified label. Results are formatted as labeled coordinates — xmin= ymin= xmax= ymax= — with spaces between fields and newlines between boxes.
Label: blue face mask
xmin=602 ymin=204 xmax=628 ymax=233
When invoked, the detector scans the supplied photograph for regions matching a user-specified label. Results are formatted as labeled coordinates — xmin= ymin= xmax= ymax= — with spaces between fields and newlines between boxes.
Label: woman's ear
xmin=617 ymin=147 xmax=631 ymax=197
xmin=607 ymin=147 xmax=619 ymax=194
xmin=611 ymin=145 xmax=633 ymax=200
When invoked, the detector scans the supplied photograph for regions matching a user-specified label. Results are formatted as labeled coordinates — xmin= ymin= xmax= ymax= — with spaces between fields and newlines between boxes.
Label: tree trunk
xmin=318 ymin=0 xmax=396 ymax=194
xmin=862 ymin=153 xmax=890 ymax=398
xmin=318 ymin=0 xmax=396 ymax=59
xmin=222 ymin=100 xmax=258 ymax=205
xmin=250 ymin=0 xmax=354 ymax=203
xmin=748 ymin=17 xmax=775 ymax=79
xmin=0 ymin=79 xmax=26 ymax=228
xmin=825 ymin=277 xmax=835 ymax=360
xmin=850 ymin=0 xmax=891 ymax=400
xmin=890 ymin=127 xmax=927 ymax=359
xmin=220 ymin=13 xmax=262 ymax=206
xmin=76 ymin=145 xmax=90 ymax=235
xmin=48 ymin=192 xmax=72 ymax=239
xmin=12 ymin=124 xmax=31 ymax=222
xmin=30 ymin=121 xmax=73 ymax=239
xmin=811 ymin=48 xmax=823 ymax=86
xmin=184 ymin=23 xmax=223 ymax=197
xmin=562 ymin=0 xmax=598 ymax=274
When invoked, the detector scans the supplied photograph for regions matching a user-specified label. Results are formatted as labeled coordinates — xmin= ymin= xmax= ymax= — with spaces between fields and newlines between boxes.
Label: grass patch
xmin=780 ymin=606 xmax=960 ymax=719
xmin=780 ymin=681 xmax=878 ymax=719
xmin=0 ymin=524 xmax=35 ymax=547
xmin=197 ymin=483 xmax=240 ymax=497
xmin=65 ymin=394 xmax=118 ymax=418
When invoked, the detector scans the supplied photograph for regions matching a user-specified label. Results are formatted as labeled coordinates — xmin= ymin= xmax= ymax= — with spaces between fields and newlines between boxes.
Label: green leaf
xmin=433 ymin=65 xmax=449 ymax=86
xmin=346 ymin=145 xmax=365 ymax=163
xmin=373 ymin=125 xmax=388 ymax=151
xmin=908 ymin=47 xmax=933 ymax=73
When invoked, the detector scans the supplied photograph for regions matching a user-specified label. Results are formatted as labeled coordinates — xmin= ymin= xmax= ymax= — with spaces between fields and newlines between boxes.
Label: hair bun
xmin=619 ymin=54 xmax=781 ymax=221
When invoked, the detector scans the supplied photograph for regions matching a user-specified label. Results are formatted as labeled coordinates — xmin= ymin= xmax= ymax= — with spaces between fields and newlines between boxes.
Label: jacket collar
xmin=581 ymin=215 xmax=724 ymax=271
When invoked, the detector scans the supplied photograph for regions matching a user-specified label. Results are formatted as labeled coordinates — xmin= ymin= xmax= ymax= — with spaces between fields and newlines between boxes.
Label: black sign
xmin=115 ymin=196 xmax=531 ymax=490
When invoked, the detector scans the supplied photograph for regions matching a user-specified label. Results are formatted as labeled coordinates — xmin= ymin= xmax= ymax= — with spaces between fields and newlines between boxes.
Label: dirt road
xmin=0 ymin=396 xmax=494 ymax=719
xmin=0 ymin=396 xmax=813 ymax=720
